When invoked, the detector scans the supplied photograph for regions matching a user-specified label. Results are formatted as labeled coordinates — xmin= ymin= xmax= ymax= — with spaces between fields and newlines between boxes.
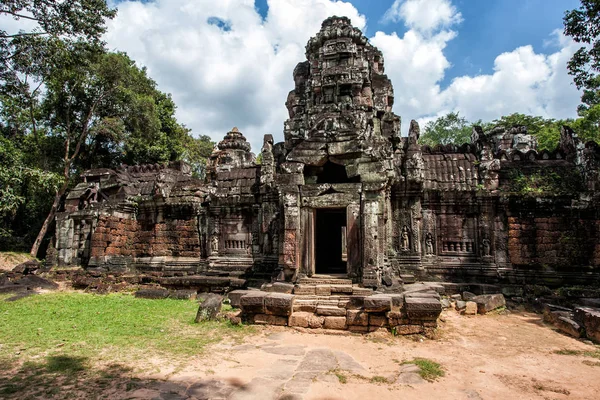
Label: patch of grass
xmin=369 ymin=375 xmax=390 ymax=384
xmin=583 ymin=360 xmax=600 ymax=367
xmin=553 ymin=348 xmax=600 ymax=359
xmin=402 ymin=358 xmax=445 ymax=382
xmin=0 ymin=292 xmax=253 ymax=362
xmin=329 ymin=369 xmax=347 ymax=384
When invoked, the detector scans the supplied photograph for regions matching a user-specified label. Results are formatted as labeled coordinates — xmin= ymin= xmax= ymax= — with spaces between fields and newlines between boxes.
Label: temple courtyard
xmin=1 ymin=291 xmax=599 ymax=400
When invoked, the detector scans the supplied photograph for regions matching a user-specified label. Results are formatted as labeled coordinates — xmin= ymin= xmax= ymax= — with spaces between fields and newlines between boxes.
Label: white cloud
xmin=99 ymin=0 xmax=580 ymax=150
xmin=382 ymin=0 xmax=462 ymax=34
xmin=104 ymin=0 xmax=365 ymax=152
xmin=373 ymin=28 xmax=581 ymax=133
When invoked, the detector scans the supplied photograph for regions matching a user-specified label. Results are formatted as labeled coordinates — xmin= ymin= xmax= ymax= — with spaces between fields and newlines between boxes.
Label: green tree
xmin=183 ymin=135 xmax=215 ymax=178
xmin=564 ymin=0 xmax=600 ymax=139
xmin=419 ymin=112 xmax=474 ymax=146
xmin=490 ymin=113 xmax=566 ymax=150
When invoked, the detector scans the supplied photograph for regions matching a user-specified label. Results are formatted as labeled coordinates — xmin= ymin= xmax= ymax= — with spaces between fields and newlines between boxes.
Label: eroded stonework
xmin=53 ymin=17 xmax=600 ymax=293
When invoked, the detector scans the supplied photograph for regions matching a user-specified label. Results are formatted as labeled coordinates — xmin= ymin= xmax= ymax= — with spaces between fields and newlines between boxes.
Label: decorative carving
xmin=400 ymin=225 xmax=410 ymax=251
xmin=425 ymin=232 xmax=434 ymax=255
xmin=210 ymin=235 xmax=219 ymax=254
xmin=482 ymin=237 xmax=491 ymax=257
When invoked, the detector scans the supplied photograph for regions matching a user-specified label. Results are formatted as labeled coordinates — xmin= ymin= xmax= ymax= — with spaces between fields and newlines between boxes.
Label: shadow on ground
xmin=0 ymin=354 xmax=249 ymax=400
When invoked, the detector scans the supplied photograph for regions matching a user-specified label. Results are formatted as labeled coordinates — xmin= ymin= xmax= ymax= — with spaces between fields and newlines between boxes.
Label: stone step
xmin=297 ymin=277 xmax=353 ymax=286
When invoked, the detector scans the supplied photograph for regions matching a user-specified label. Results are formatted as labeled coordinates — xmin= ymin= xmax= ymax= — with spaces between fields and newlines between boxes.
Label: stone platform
xmin=229 ymin=280 xmax=443 ymax=335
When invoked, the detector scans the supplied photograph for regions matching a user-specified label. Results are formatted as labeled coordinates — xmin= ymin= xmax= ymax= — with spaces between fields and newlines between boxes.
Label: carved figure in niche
xmin=210 ymin=235 xmax=219 ymax=254
xmin=482 ymin=237 xmax=491 ymax=257
xmin=425 ymin=232 xmax=434 ymax=255
xmin=400 ymin=225 xmax=410 ymax=251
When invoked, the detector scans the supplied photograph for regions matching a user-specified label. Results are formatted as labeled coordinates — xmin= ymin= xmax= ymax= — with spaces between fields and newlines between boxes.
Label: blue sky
xmin=254 ymin=0 xmax=580 ymax=87
xmin=97 ymin=0 xmax=583 ymax=151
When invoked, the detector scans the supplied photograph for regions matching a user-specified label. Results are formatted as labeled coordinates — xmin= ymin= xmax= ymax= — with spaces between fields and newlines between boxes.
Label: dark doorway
xmin=315 ymin=208 xmax=347 ymax=274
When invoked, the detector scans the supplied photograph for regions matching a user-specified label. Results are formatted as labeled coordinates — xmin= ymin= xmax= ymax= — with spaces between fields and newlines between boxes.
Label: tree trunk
xmin=30 ymin=181 xmax=69 ymax=258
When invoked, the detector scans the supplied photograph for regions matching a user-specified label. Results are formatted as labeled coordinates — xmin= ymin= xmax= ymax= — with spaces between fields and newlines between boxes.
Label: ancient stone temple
xmin=52 ymin=17 xmax=600 ymax=331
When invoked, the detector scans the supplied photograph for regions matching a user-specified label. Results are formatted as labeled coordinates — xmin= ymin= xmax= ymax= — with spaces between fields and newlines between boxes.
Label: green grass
xmin=402 ymin=358 xmax=445 ymax=382
xmin=0 ymin=292 xmax=251 ymax=362
xmin=553 ymin=348 xmax=600 ymax=359
xmin=369 ymin=375 xmax=390 ymax=384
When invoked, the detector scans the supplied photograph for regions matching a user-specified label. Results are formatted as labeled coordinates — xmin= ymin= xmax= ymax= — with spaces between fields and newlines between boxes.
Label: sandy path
xmin=125 ymin=309 xmax=600 ymax=400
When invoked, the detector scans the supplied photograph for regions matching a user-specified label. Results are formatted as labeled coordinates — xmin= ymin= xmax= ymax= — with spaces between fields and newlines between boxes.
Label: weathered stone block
xmin=135 ymin=288 xmax=169 ymax=299
xmin=264 ymin=282 xmax=295 ymax=294
xmin=169 ymin=289 xmax=197 ymax=300
xmin=462 ymin=291 xmax=476 ymax=301
xmin=308 ymin=314 xmax=325 ymax=329
xmin=348 ymin=325 xmax=369 ymax=333
xmin=346 ymin=310 xmax=369 ymax=326
xmin=575 ymin=307 xmax=600 ymax=343
xmin=556 ymin=316 xmax=584 ymax=338
xmin=369 ymin=314 xmax=388 ymax=327
xmin=264 ymin=293 xmax=295 ymax=316
xmin=228 ymin=290 xmax=252 ymax=308
xmin=472 ymin=294 xmax=506 ymax=314
xmin=240 ymin=292 xmax=267 ymax=314
xmin=465 ymin=301 xmax=477 ymax=315
xmin=392 ymin=325 xmax=423 ymax=335
xmin=405 ymin=297 xmax=442 ymax=321
xmin=316 ymin=306 xmax=347 ymax=316
xmin=294 ymin=285 xmax=316 ymax=295
xmin=323 ymin=316 xmax=347 ymax=330
xmin=289 ymin=312 xmax=311 ymax=328
xmin=315 ymin=285 xmax=331 ymax=296
xmin=345 ymin=296 xmax=366 ymax=309
xmin=195 ymin=294 xmax=223 ymax=322
xmin=363 ymin=295 xmax=392 ymax=312
xmin=253 ymin=314 xmax=287 ymax=326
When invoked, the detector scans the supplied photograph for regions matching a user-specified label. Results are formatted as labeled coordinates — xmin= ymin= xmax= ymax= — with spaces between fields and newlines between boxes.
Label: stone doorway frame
xmin=300 ymin=203 xmax=361 ymax=279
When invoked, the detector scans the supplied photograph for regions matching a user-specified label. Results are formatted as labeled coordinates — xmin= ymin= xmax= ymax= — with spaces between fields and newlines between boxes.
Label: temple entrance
xmin=315 ymin=208 xmax=347 ymax=274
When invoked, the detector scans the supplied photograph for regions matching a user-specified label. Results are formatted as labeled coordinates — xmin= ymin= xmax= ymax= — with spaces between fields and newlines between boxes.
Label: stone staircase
xmin=291 ymin=275 xmax=374 ymax=314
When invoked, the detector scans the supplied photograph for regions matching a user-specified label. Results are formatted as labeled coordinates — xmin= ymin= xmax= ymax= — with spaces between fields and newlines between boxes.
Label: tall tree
xmin=564 ymin=0 xmax=600 ymax=139
xmin=419 ymin=112 xmax=474 ymax=146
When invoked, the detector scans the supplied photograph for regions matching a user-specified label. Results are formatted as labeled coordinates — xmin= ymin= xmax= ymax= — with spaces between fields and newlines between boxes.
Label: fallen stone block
xmin=450 ymin=294 xmax=462 ymax=301
xmin=465 ymin=301 xmax=477 ymax=315
xmin=405 ymin=297 xmax=442 ymax=321
xmin=575 ymin=307 xmax=600 ymax=343
xmin=195 ymin=293 xmax=223 ymax=322
xmin=472 ymin=294 xmax=506 ymax=314
xmin=462 ymin=291 xmax=476 ymax=301
xmin=240 ymin=291 xmax=268 ymax=314
xmin=346 ymin=309 xmax=369 ymax=326
xmin=323 ymin=316 xmax=347 ymax=330
xmin=16 ymin=275 xmax=58 ymax=290
xmin=169 ymin=289 xmax=197 ymax=300
xmin=264 ymin=293 xmax=295 ymax=316
xmin=135 ymin=288 xmax=169 ymax=299
xmin=0 ymin=284 xmax=28 ymax=294
xmin=228 ymin=290 xmax=252 ymax=308
xmin=555 ymin=316 xmax=584 ymax=338
xmin=364 ymin=294 xmax=392 ymax=312
xmin=455 ymin=300 xmax=466 ymax=311
xmin=440 ymin=298 xmax=451 ymax=309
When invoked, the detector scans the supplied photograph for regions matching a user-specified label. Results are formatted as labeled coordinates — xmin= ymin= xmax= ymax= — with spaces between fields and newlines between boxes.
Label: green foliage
xmin=419 ymin=112 xmax=473 ymax=146
xmin=0 ymin=2 xmax=201 ymax=252
xmin=402 ymin=358 xmax=445 ymax=382
xmin=182 ymin=134 xmax=215 ymax=179
xmin=564 ymin=1 xmax=600 ymax=137
xmin=506 ymin=169 xmax=583 ymax=197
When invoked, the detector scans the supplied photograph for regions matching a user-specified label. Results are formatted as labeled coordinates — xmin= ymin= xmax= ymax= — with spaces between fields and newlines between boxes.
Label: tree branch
xmin=0 ymin=10 xmax=41 ymax=22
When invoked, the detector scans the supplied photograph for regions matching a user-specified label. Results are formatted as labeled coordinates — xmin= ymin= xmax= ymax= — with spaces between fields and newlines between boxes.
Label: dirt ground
xmin=112 ymin=309 xmax=599 ymax=400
